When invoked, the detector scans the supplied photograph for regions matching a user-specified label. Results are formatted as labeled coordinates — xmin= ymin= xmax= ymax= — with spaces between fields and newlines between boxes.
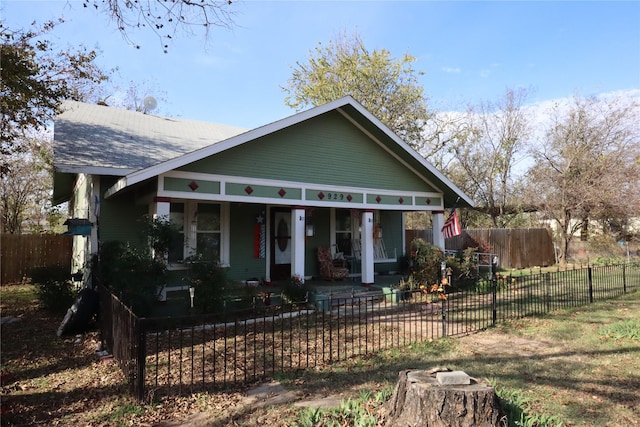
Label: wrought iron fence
xmin=99 ymin=263 xmax=640 ymax=402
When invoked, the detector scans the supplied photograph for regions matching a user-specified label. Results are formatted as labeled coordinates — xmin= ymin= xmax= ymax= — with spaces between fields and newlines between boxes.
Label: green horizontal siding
xmin=226 ymin=183 xmax=301 ymax=200
xmin=415 ymin=196 xmax=441 ymax=207
xmin=180 ymin=111 xmax=435 ymax=193
xmin=164 ymin=177 xmax=220 ymax=194
xmin=100 ymin=183 xmax=147 ymax=248
xmin=366 ymin=194 xmax=415 ymax=206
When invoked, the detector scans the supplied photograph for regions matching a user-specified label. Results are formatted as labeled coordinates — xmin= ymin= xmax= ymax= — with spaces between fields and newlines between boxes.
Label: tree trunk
xmin=383 ymin=370 xmax=501 ymax=427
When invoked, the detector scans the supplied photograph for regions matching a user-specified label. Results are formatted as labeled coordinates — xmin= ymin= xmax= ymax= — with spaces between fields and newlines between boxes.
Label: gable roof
xmin=54 ymin=96 xmax=473 ymax=208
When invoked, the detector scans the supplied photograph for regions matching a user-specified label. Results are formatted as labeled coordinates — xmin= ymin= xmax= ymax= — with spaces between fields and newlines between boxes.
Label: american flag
xmin=442 ymin=208 xmax=461 ymax=239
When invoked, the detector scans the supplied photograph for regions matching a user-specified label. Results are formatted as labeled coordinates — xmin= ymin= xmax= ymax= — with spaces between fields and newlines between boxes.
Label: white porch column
xmin=360 ymin=210 xmax=375 ymax=285
xmin=150 ymin=197 xmax=171 ymax=260
xmin=89 ymin=175 xmax=100 ymax=256
xmin=291 ymin=207 xmax=306 ymax=282
xmin=151 ymin=196 xmax=171 ymax=220
xmin=150 ymin=197 xmax=171 ymax=301
xmin=432 ymin=210 xmax=445 ymax=251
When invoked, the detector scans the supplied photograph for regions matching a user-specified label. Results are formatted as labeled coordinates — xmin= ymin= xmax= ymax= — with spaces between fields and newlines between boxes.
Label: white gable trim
xmin=336 ymin=106 xmax=473 ymax=208
xmin=103 ymin=96 xmax=473 ymax=208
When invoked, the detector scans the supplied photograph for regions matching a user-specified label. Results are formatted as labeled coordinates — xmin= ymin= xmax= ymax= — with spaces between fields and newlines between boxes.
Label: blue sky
xmin=3 ymin=1 xmax=640 ymax=129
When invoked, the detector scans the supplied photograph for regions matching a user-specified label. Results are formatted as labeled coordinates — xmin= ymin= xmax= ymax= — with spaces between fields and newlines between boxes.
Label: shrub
xmin=184 ymin=255 xmax=233 ymax=313
xmin=446 ymin=247 xmax=481 ymax=280
xmin=91 ymin=241 xmax=165 ymax=316
xmin=281 ymin=276 xmax=308 ymax=304
xmin=29 ymin=265 xmax=75 ymax=313
xmin=137 ymin=215 xmax=182 ymax=261
xmin=408 ymin=238 xmax=445 ymax=286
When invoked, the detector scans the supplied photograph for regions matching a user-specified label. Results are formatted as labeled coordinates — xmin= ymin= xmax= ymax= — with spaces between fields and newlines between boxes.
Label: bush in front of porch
xmin=91 ymin=240 xmax=165 ymax=316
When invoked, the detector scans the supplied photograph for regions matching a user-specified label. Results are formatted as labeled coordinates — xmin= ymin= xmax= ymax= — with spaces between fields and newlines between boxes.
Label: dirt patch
xmin=243 ymin=381 xmax=302 ymax=406
xmin=456 ymin=332 xmax=562 ymax=358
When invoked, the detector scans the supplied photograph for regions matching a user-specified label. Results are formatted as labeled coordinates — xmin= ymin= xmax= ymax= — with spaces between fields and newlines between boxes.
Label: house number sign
xmin=317 ymin=191 xmax=353 ymax=202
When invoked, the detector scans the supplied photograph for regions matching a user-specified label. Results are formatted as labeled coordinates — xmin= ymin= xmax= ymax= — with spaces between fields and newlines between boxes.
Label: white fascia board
xmin=104 ymin=177 xmax=128 ymax=199
xmin=54 ymin=164 xmax=135 ymax=176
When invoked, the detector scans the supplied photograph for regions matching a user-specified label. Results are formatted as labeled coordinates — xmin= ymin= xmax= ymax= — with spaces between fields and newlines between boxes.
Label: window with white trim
xmin=194 ymin=203 xmax=221 ymax=261
xmin=335 ymin=209 xmax=353 ymax=256
xmin=167 ymin=201 xmax=223 ymax=265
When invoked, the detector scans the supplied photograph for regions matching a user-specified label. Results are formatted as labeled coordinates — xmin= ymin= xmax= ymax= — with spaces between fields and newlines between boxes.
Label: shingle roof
xmin=54 ymin=101 xmax=247 ymax=175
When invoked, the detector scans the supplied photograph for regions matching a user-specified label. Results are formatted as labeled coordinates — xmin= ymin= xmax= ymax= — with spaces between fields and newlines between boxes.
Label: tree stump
xmin=383 ymin=369 xmax=500 ymax=427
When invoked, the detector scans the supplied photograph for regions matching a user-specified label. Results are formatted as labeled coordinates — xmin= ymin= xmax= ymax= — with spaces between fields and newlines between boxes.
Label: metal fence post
xmin=588 ymin=267 xmax=594 ymax=303
xmin=545 ymin=273 xmax=551 ymax=313
xmin=623 ymin=264 xmax=627 ymax=294
xmin=136 ymin=317 xmax=146 ymax=403
xmin=441 ymin=299 xmax=447 ymax=337
xmin=492 ymin=278 xmax=497 ymax=326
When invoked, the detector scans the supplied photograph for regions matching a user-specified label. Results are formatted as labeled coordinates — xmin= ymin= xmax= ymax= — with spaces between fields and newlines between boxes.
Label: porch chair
xmin=317 ymin=246 xmax=350 ymax=281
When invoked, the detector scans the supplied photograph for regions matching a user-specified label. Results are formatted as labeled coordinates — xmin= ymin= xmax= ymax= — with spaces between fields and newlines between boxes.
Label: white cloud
xmin=442 ymin=66 xmax=461 ymax=74
xmin=428 ymin=88 xmax=639 ymax=175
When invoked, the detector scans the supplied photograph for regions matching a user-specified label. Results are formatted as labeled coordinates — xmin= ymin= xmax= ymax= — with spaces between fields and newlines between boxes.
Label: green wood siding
xmin=164 ymin=177 xmax=220 ymax=194
xmin=366 ymin=194 xmax=415 ymax=206
xmin=415 ymin=196 xmax=441 ymax=207
xmin=226 ymin=183 xmax=301 ymax=200
xmin=375 ymin=210 xmax=402 ymax=273
xmin=100 ymin=177 xmax=147 ymax=248
xmin=179 ymin=111 xmax=435 ymax=193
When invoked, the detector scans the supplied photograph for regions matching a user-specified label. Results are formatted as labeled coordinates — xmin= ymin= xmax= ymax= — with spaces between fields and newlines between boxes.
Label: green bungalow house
xmin=53 ymin=96 xmax=473 ymax=296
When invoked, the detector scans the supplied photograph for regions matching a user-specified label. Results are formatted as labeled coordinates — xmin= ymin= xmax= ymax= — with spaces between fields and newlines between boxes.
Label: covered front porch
xmin=154 ymin=273 xmax=406 ymax=318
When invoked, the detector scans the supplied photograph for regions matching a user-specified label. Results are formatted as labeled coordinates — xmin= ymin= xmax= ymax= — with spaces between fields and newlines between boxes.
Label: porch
xmin=153 ymin=273 xmax=405 ymax=318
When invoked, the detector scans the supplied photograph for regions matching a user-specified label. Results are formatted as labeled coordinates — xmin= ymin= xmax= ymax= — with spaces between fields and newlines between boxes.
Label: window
xmin=166 ymin=202 xmax=222 ymax=265
xmin=195 ymin=203 xmax=221 ymax=262
xmin=335 ymin=209 xmax=352 ymax=256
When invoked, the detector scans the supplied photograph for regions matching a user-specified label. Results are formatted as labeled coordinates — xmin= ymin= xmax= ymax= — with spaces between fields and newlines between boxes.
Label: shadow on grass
xmin=1 ymin=383 xmax=130 ymax=426
xmin=262 ymin=341 xmax=640 ymax=426
xmin=1 ymin=311 xmax=102 ymax=383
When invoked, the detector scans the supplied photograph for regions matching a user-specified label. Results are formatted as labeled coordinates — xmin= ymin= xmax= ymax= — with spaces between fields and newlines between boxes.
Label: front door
xmin=271 ymin=208 xmax=291 ymax=280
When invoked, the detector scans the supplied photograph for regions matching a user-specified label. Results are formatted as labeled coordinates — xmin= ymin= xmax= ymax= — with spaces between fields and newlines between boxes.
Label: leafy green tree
xmin=282 ymin=31 xmax=432 ymax=152
xmin=0 ymin=136 xmax=56 ymax=234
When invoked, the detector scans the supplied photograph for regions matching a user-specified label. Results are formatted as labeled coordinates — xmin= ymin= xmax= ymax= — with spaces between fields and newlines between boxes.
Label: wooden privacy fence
xmin=406 ymin=228 xmax=555 ymax=269
xmin=0 ymin=234 xmax=72 ymax=284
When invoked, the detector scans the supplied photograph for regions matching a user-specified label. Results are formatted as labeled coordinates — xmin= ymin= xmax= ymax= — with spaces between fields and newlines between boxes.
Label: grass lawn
xmin=1 ymin=283 xmax=639 ymax=426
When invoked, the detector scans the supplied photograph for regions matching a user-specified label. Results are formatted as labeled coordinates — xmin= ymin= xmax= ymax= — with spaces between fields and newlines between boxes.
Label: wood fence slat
xmin=1 ymin=234 xmax=73 ymax=284
xmin=405 ymin=228 xmax=555 ymax=269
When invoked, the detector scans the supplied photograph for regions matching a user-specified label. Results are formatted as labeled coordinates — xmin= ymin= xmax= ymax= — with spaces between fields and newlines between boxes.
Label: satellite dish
xmin=142 ymin=96 xmax=158 ymax=114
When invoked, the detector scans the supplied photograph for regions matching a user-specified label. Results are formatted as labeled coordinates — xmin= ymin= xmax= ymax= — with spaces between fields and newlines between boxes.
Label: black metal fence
xmin=99 ymin=263 xmax=640 ymax=402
